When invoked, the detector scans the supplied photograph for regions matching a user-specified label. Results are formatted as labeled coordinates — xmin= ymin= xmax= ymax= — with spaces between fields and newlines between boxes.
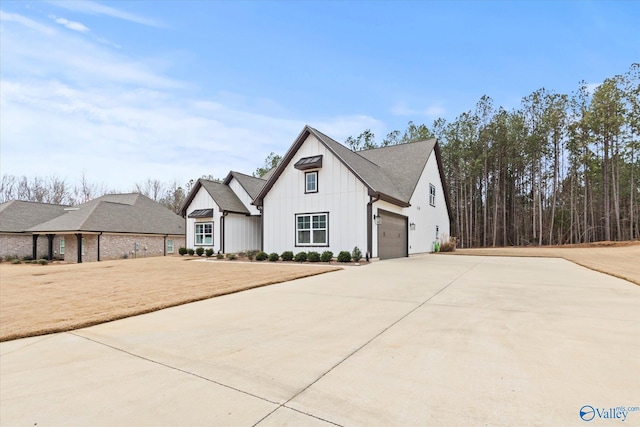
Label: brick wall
xmin=0 ymin=233 xmax=65 ymax=260
xmin=61 ymin=233 xmax=185 ymax=263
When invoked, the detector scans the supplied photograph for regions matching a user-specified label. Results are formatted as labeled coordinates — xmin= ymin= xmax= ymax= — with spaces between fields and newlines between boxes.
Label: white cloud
xmin=45 ymin=0 xmax=162 ymax=27
xmin=49 ymin=15 xmax=90 ymax=33
xmin=0 ymin=10 xmax=56 ymax=35
xmin=391 ymin=102 xmax=446 ymax=119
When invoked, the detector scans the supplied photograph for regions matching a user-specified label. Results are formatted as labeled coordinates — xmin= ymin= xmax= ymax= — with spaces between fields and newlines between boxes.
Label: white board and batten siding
xmin=227 ymin=177 xmax=260 ymax=215
xmin=224 ymin=213 xmax=261 ymax=253
xmin=263 ymin=134 xmax=369 ymax=255
xmin=185 ymin=186 xmax=222 ymax=251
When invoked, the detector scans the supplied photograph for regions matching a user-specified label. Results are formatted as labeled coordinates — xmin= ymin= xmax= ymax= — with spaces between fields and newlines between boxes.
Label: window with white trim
xmin=296 ymin=213 xmax=328 ymax=246
xmin=195 ymin=222 xmax=213 ymax=245
xmin=429 ymin=184 xmax=436 ymax=207
xmin=305 ymin=171 xmax=318 ymax=193
xmin=167 ymin=239 xmax=174 ymax=254
xmin=59 ymin=237 xmax=65 ymax=255
xmin=82 ymin=237 xmax=85 ymax=255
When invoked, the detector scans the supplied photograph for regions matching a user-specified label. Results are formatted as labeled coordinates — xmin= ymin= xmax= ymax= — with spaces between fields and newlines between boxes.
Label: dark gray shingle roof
xmin=197 ymin=179 xmax=249 ymax=214
xmin=224 ymin=171 xmax=267 ymax=200
xmin=28 ymin=193 xmax=185 ymax=235
xmin=0 ymin=200 xmax=69 ymax=233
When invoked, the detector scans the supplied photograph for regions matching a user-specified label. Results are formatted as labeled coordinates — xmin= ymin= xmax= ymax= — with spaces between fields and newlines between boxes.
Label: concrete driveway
xmin=1 ymin=255 xmax=639 ymax=426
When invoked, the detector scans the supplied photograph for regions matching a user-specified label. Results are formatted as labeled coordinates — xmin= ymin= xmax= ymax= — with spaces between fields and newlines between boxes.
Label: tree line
xmin=347 ymin=64 xmax=639 ymax=247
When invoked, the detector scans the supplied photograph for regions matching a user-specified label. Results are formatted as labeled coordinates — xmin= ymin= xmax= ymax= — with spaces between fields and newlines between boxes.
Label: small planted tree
xmin=337 ymin=251 xmax=352 ymax=263
xmin=281 ymin=251 xmax=294 ymax=261
xmin=351 ymin=246 xmax=362 ymax=262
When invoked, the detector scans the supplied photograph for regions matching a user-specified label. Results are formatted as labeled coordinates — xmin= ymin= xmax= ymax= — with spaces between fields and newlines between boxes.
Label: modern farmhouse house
xmin=181 ymin=125 xmax=452 ymax=260
xmin=254 ymin=126 xmax=451 ymax=259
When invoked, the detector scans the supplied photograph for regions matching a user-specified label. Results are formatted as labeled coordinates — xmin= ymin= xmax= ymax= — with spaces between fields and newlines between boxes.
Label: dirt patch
xmin=0 ymin=257 xmax=341 ymax=341
xmin=448 ymin=241 xmax=640 ymax=286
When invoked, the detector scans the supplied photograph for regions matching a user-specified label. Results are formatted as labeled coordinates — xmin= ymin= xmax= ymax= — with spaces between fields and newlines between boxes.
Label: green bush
xmin=226 ymin=253 xmax=237 ymax=260
xmin=205 ymin=248 xmax=214 ymax=257
xmin=216 ymin=253 xmax=224 ymax=259
xmin=255 ymin=251 xmax=269 ymax=261
xmin=281 ymin=251 xmax=294 ymax=261
xmin=337 ymin=251 xmax=352 ymax=263
xmin=178 ymin=246 xmax=188 ymax=256
xmin=37 ymin=259 xmax=48 ymax=265
xmin=294 ymin=251 xmax=307 ymax=262
xmin=195 ymin=247 xmax=205 ymax=256
xmin=307 ymin=251 xmax=321 ymax=262
xmin=23 ymin=255 xmax=34 ymax=261
xmin=268 ymin=252 xmax=280 ymax=262
xmin=351 ymin=246 xmax=362 ymax=263
xmin=11 ymin=259 xmax=21 ymax=264
xmin=187 ymin=248 xmax=195 ymax=256
xmin=247 ymin=250 xmax=259 ymax=261
xmin=321 ymin=251 xmax=333 ymax=262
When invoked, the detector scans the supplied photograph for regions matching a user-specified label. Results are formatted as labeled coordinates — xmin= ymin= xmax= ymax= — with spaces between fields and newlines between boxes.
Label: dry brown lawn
xmin=449 ymin=241 xmax=640 ymax=286
xmin=0 ymin=257 xmax=340 ymax=342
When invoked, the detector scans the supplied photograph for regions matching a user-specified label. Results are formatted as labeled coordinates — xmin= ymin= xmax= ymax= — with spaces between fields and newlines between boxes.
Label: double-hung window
xmin=305 ymin=171 xmax=318 ymax=193
xmin=167 ymin=239 xmax=174 ymax=254
xmin=429 ymin=184 xmax=436 ymax=207
xmin=296 ymin=213 xmax=328 ymax=246
xmin=195 ymin=222 xmax=213 ymax=245
xmin=59 ymin=237 xmax=65 ymax=255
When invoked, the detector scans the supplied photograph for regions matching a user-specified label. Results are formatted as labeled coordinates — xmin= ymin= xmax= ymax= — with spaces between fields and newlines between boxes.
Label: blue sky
xmin=1 ymin=0 xmax=638 ymax=191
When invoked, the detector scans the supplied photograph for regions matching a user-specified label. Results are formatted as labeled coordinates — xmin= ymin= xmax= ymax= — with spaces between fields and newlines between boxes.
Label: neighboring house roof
xmin=180 ymin=179 xmax=250 ymax=216
xmin=222 ymin=171 xmax=267 ymax=200
xmin=28 ymin=193 xmax=185 ymax=235
xmin=0 ymin=200 xmax=69 ymax=233
xmin=254 ymin=125 xmax=452 ymax=218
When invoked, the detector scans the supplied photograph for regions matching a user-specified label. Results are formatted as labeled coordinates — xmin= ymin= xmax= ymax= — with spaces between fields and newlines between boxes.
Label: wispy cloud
xmin=0 ymin=10 xmax=56 ymax=35
xmin=45 ymin=0 xmax=162 ymax=27
xmin=49 ymin=15 xmax=89 ymax=33
xmin=391 ymin=102 xmax=446 ymax=119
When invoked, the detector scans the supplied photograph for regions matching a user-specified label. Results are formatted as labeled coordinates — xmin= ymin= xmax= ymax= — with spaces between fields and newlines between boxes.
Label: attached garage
xmin=377 ymin=209 xmax=408 ymax=260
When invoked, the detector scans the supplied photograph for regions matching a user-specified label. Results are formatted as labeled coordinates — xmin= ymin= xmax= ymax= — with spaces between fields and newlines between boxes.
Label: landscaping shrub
xmin=351 ymin=246 xmax=362 ymax=263
xmin=22 ymin=255 xmax=34 ymax=261
xmin=205 ymin=248 xmax=214 ymax=257
xmin=281 ymin=251 xmax=294 ymax=261
xmin=268 ymin=252 xmax=280 ymax=262
xmin=216 ymin=253 xmax=224 ymax=259
xmin=439 ymin=235 xmax=458 ymax=252
xmin=307 ymin=251 xmax=320 ymax=262
xmin=178 ymin=246 xmax=187 ymax=256
xmin=255 ymin=251 xmax=269 ymax=261
xmin=37 ymin=259 xmax=48 ymax=265
xmin=294 ymin=251 xmax=307 ymax=262
xmin=238 ymin=252 xmax=247 ymax=259
xmin=187 ymin=248 xmax=195 ymax=256
xmin=226 ymin=253 xmax=237 ymax=260
xmin=247 ymin=250 xmax=259 ymax=261
xmin=320 ymin=251 xmax=334 ymax=262
xmin=11 ymin=259 xmax=21 ymax=264
xmin=337 ymin=251 xmax=352 ymax=263
xmin=195 ymin=247 xmax=205 ymax=257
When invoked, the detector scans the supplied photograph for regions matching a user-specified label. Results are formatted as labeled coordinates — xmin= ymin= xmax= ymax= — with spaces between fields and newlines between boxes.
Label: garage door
xmin=377 ymin=210 xmax=408 ymax=260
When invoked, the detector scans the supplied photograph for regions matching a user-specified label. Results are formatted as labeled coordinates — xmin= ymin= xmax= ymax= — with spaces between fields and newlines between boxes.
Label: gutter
xmin=367 ymin=194 xmax=380 ymax=259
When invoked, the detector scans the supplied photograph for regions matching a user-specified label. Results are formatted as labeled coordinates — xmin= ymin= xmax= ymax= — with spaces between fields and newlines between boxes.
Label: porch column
xmin=32 ymin=234 xmax=39 ymax=259
xmin=76 ymin=233 xmax=83 ymax=263
xmin=47 ymin=234 xmax=55 ymax=260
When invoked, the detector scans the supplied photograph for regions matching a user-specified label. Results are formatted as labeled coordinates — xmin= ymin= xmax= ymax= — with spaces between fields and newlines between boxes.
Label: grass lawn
xmin=0 ymin=257 xmax=341 ymax=341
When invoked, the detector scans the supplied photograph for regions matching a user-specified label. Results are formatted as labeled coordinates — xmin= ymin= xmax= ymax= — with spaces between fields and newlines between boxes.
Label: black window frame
xmin=294 ymin=212 xmax=329 ymax=247
xmin=429 ymin=183 xmax=436 ymax=207
xmin=195 ymin=222 xmax=214 ymax=246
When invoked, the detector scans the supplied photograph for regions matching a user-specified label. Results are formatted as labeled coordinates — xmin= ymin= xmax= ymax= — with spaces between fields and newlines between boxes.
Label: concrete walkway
xmin=1 ymin=255 xmax=639 ymax=426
